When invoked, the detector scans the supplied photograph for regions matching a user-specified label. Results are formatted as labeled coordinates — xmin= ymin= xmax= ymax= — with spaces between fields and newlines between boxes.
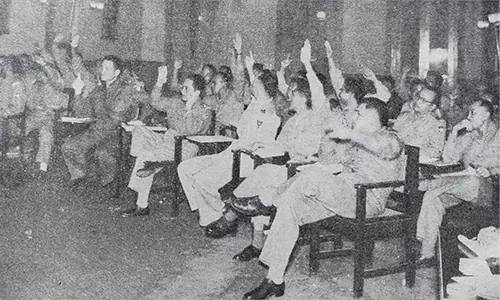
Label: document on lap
xmin=60 ymin=117 xmax=94 ymax=123
xmin=121 ymin=122 xmax=169 ymax=132
xmin=252 ymin=146 xmax=286 ymax=159
xmin=296 ymin=162 xmax=343 ymax=174
xmin=186 ymin=135 xmax=235 ymax=143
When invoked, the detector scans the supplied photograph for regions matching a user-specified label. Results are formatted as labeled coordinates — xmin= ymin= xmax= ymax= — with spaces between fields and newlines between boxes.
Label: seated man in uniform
xmin=240 ymin=98 xmax=404 ymax=300
xmin=24 ymin=54 xmax=68 ymax=176
xmin=121 ymin=67 xmax=212 ymax=217
xmin=417 ymin=100 xmax=499 ymax=260
xmin=62 ymin=55 xmax=148 ymax=190
xmin=392 ymin=84 xmax=446 ymax=160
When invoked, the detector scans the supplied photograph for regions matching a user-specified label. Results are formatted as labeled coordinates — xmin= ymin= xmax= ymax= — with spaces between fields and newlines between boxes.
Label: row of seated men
xmin=1 ymin=33 xmax=498 ymax=300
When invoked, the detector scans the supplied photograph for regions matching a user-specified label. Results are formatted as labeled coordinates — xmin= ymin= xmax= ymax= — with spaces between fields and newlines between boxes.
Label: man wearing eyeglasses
xmin=417 ymin=99 xmax=499 ymax=261
xmin=392 ymin=85 xmax=446 ymax=160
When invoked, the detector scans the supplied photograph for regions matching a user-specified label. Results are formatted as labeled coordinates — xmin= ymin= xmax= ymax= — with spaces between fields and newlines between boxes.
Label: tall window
xmin=0 ymin=0 xmax=12 ymax=35
xmin=102 ymin=0 xmax=120 ymax=40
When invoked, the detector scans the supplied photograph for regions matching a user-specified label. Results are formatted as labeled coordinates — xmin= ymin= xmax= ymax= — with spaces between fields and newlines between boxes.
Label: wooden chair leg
xmin=171 ymin=171 xmax=180 ymax=217
xmin=364 ymin=239 xmax=375 ymax=268
xmin=353 ymin=236 xmax=366 ymax=298
xmin=309 ymin=227 xmax=321 ymax=275
xmin=404 ymin=222 xmax=416 ymax=288
xmin=333 ymin=235 xmax=343 ymax=250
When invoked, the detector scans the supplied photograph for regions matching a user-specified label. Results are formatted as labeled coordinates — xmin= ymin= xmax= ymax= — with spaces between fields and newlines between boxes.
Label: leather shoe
xmin=205 ymin=217 xmax=237 ymax=238
xmin=69 ymin=177 xmax=87 ymax=192
xmin=136 ymin=161 xmax=166 ymax=178
xmin=233 ymin=245 xmax=261 ymax=262
xmin=230 ymin=196 xmax=274 ymax=217
xmin=243 ymin=278 xmax=285 ymax=299
xmin=121 ymin=206 xmax=150 ymax=217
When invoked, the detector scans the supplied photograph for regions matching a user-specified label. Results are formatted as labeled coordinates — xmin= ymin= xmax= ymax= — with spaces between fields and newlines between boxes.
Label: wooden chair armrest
xmin=354 ymin=180 xmax=406 ymax=223
xmin=354 ymin=180 xmax=405 ymax=190
xmin=286 ymin=160 xmax=318 ymax=178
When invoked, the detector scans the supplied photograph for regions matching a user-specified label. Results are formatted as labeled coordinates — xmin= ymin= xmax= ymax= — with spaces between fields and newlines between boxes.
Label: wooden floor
xmin=0 ymin=155 xmax=439 ymax=300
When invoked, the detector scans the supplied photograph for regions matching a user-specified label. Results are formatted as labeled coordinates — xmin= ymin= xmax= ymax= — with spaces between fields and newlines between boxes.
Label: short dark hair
xmin=359 ymin=97 xmax=389 ymax=127
xmin=253 ymin=63 xmax=264 ymax=74
xmin=202 ymin=64 xmax=216 ymax=75
xmin=186 ymin=73 xmax=206 ymax=97
xmin=257 ymin=69 xmax=279 ymax=98
xmin=103 ymin=55 xmax=123 ymax=72
xmin=475 ymin=99 xmax=495 ymax=119
xmin=426 ymin=71 xmax=443 ymax=89
xmin=343 ymin=77 xmax=366 ymax=102
xmin=8 ymin=55 xmax=25 ymax=77
xmin=291 ymin=77 xmax=312 ymax=109
xmin=215 ymin=66 xmax=233 ymax=85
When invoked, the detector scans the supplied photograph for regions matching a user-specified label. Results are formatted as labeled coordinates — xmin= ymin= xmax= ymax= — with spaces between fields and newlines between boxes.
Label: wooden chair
xmin=291 ymin=145 xmax=420 ymax=298
xmin=217 ymin=148 xmax=290 ymax=201
xmin=437 ymin=174 xmax=499 ymax=289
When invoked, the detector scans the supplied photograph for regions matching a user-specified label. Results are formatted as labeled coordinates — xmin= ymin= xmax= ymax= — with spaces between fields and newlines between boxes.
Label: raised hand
xmin=233 ymin=33 xmax=242 ymax=54
xmin=300 ymin=39 xmax=311 ymax=64
xmin=244 ymin=51 xmax=255 ymax=69
xmin=324 ymin=40 xmax=333 ymax=58
xmin=475 ymin=166 xmax=491 ymax=178
xmin=54 ymin=33 xmax=65 ymax=44
xmin=72 ymin=73 xmax=85 ymax=95
xmin=173 ymin=59 xmax=183 ymax=70
xmin=71 ymin=35 xmax=80 ymax=48
xmin=280 ymin=54 xmax=291 ymax=70
xmin=156 ymin=66 xmax=168 ymax=86
xmin=362 ymin=67 xmax=377 ymax=82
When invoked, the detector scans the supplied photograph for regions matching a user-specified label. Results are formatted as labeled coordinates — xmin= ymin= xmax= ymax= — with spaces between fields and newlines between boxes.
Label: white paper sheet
xmin=60 ymin=117 xmax=93 ymax=123
xmin=186 ymin=135 xmax=235 ymax=143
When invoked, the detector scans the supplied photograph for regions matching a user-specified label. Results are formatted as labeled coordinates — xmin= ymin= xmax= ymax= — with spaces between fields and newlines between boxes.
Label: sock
xmin=266 ymin=273 xmax=284 ymax=285
xmin=39 ymin=162 xmax=48 ymax=172
xmin=224 ymin=208 xmax=238 ymax=222
xmin=251 ymin=230 xmax=265 ymax=250
xmin=136 ymin=192 xmax=149 ymax=209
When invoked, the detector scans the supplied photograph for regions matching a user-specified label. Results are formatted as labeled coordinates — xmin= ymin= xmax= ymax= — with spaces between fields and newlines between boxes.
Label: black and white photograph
xmin=0 ymin=0 xmax=499 ymax=299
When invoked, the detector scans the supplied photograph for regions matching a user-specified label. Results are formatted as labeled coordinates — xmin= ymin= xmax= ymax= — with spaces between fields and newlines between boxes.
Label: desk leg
xmin=115 ymin=129 xmax=125 ymax=199
xmin=172 ymin=136 xmax=183 ymax=217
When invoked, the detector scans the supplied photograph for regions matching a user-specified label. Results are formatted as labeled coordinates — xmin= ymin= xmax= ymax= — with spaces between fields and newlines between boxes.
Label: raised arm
xmin=325 ymin=40 xmax=344 ymax=96
xmin=150 ymin=66 xmax=172 ymax=112
xmin=326 ymin=126 xmax=402 ymax=160
xmin=276 ymin=54 xmax=291 ymax=95
xmin=231 ymin=33 xmax=251 ymax=105
xmin=70 ymin=35 xmax=97 ymax=95
xmin=396 ymin=66 xmax=412 ymax=102
xmin=301 ymin=40 xmax=326 ymax=111
xmin=245 ymin=51 xmax=256 ymax=85
xmin=170 ymin=58 xmax=183 ymax=92
xmin=362 ymin=67 xmax=391 ymax=102
xmin=51 ymin=34 xmax=74 ymax=86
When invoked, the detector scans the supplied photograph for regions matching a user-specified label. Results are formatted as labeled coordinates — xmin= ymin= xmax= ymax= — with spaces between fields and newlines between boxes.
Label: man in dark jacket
xmin=62 ymin=55 xmax=148 ymax=188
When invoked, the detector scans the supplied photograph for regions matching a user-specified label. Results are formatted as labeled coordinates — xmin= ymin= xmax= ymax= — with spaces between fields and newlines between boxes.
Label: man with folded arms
xmin=121 ymin=67 xmax=211 ymax=217
xmin=240 ymin=98 xmax=403 ymax=299
xmin=417 ymin=100 xmax=499 ymax=261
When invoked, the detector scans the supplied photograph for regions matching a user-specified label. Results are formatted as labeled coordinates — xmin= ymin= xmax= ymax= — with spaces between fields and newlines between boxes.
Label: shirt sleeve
xmin=175 ymin=106 xmax=212 ymax=136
